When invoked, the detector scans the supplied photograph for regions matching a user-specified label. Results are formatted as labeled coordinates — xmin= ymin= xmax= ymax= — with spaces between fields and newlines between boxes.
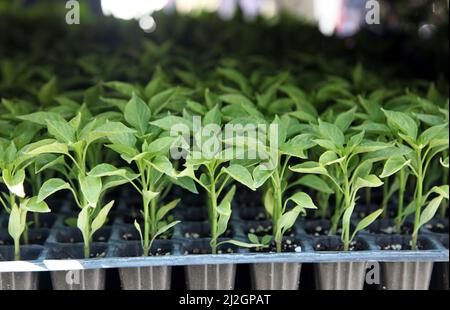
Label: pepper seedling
xmin=105 ymin=94 xmax=194 ymax=256
xmin=0 ymin=140 xmax=51 ymax=260
xmin=24 ymin=112 xmax=137 ymax=258
xmin=259 ymin=115 xmax=319 ymax=252
xmin=382 ymin=109 xmax=449 ymax=249
xmin=291 ymin=119 xmax=392 ymax=251
xmin=154 ymin=106 xmax=266 ymax=254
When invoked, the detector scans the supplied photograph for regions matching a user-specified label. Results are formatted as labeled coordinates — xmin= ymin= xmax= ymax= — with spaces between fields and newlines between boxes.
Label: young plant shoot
xmin=291 ymin=119 xmax=392 ymax=251
xmin=0 ymin=140 xmax=51 ymax=260
xmin=106 ymin=93 xmax=192 ymax=256
xmin=24 ymin=112 xmax=136 ymax=258
xmin=382 ymin=109 xmax=449 ymax=249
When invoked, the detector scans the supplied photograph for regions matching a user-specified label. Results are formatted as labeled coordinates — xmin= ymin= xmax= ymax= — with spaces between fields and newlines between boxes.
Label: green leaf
xmin=147 ymin=136 xmax=176 ymax=154
xmin=335 ymin=107 xmax=357 ymax=132
xmin=77 ymin=207 xmax=90 ymax=245
xmin=290 ymin=162 xmax=329 ymax=176
xmin=134 ymin=220 xmax=144 ymax=249
xmin=418 ymin=123 xmax=449 ymax=147
xmin=220 ymin=186 xmax=236 ymax=207
xmin=172 ymin=176 xmax=198 ymax=194
xmin=429 ymin=185 xmax=449 ymax=200
xmin=380 ymin=156 xmax=411 ymax=178
xmin=124 ymin=94 xmax=151 ymax=135
xmin=351 ymin=209 xmax=383 ymax=240
xmin=80 ymin=175 xmax=102 ymax=207
xmin=104 ymin=81 xmax=140 ymax=97
xmin=34 ymin=154 xmax=65 ymax=174
xmin=150 ymin=156 xmax=174 ymax=176
xmin=153 ymin=221 xmax=180 ymax=241
xmin=8 ymin=204 xmax=25 ymax=242
xmin=90 ymin=201 xmax=115 ymax=237
xmin=441 ymin=157 xmax=449 ymax=168
xmin=18 ymin=112 xmax=64 ymax=126
xmin=287 ymin=192 xmax=317 ymax=209
xmin=38 ymin=178 xmax=72 ymax=202
xmin=318 ymin=119 xmax=345 ymax=147
xmin=88 ymin=164 xmax=138 ymax=181
xmin=217 ymin=67 xmax=252 ymax=95
xmin=252 ymin=165 xmax=274 ymax=188
xmin=150 ymin=116 xmax=193 ymax=131
xmin=38 ymin=77 xmax=57 ymax=105
xmin=223 ymin=165 xmax=255 ymax=190
xmin=319 ymin=151 xmax=344 ymax=166
xmin=87 ymin=121 xmax=136 ymax=144
xmin=295 ymin=175 xmax=333 ymax=194
xmin=46 ymin=118 xmax=75 ymax=143
xmin=143 ymin=190 xmax=160 ymax=208
xmin=156 ymin=199 xmax=180 ymax=222
xmin=216 ymin=239 xmax=263 ymax=249
xmin=382 ymin=109 xmax=418 ymax=140
xmin=216 ymin=202 xmax=232 ymax=238
xmin=275 ymin=206 xmax=302 ymax=240
xmin=25 ymin=140 xmax=69 ymax=156
xmin=248 ymin=233 xmax=259 ymax=244
xmin=25 ymin=197 xmax=51 ymax=213
xmin=416 ymin=196 xmax=444 ymax=234
xmin=3 ymin=169 xmax=25 ymax=198
xmin=354 ymin=175 xmax=383 ymax=193
xmin=264 ymin=188 xmax=274 ymax=217
xmin=204 ymin=105 xmax=221 ymax=126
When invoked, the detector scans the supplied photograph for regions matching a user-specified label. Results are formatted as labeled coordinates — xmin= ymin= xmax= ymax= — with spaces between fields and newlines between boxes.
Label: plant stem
xmin=412 ymin=150 xmax=423 ymax=251
xmin=365 ymin=188 xmax=371 ymax=206
xmin=395 ymin=169 xmax=405 ymax=234
xmin=150 ymin=189 xmax=157 ymax=239
xmin=331 ymin=188 xmax=343 ymax=235
xmin=143 ymin=196 xmax=150 ymax=256
xmin=34 ymin=213 xmax=40 ymax=229
xmin=342 ymin=172 xmax=351 ymax=252
xmin=272 ymin=169 xmax=283 ymax=253
xmin=440 ymin=154 xmax=448 ymax=219
xmin=207 ymin=164 xmax=218 ymax=255
xmin=14 ymin=238 xmax=20 ymax=260
xmin=84 ymin=240 xmax=90 ymax=259
xmin=382 ymin=177 xmax=389 ymax=219
xmin=23 ymin=224 xmax=29 ymax=245
xmin=210 ymin=178 xmax=218 ymax=255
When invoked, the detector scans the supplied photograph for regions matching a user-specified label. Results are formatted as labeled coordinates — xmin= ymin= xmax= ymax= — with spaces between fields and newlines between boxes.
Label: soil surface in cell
xmin=184 ymin=247 xmax=235 ymax=255
xmin=251 ymin=239 xmax=302 ymax=253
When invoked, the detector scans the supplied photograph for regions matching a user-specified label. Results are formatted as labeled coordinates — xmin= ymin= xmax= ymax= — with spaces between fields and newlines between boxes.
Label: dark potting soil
xmin=305 ymin=225 xmax=330 ymax=236
xmin=184 ymin=247 xmax=235 ymax=255
xmin=379 ymin=242 xmax=427 ymax=251
xmin=244 ymin=222 xmax=295 ymax=238
xmin=0 ymin=229 xmax=49 ymax=246
xmin=251 ymin=238 xmax=302 ymax=254
xmin=119 ymin=226 xmax=173 ymax=241
xmin=183 ymin=222 xmax=233 ymax=239
xmin=302 ymin=220 xmax=341 ymax=236
xmin=0 ymin=246 xmax=42 ymax=261
xmin=440 ymin=236 xmax=449 ymax=249
xmin=313 ymin=238 xmax=367 ymax=252
xmin=376 ymin=235 xmax=433 ymax=251
xmin=368 ymin=224 xmax=412 ymax=235
xmin=425 ymin=219 xmax=449 ymax=234
xmin=238 ymin=208 xmax=268 ymax=221
xmin=177 ymin=208 xmax=208 ymax=221
xmin=55 ymin=227 xmax=111 ymax=244
xmin=27 ymin=213 xmax=57 ymax=229
xmin=47 ymin=243 xmax=108 ymax=260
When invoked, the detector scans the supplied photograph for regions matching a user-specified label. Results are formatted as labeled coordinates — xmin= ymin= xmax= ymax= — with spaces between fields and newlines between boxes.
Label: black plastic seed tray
xmin=0 ymin=197 xmax=448 ymax=273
